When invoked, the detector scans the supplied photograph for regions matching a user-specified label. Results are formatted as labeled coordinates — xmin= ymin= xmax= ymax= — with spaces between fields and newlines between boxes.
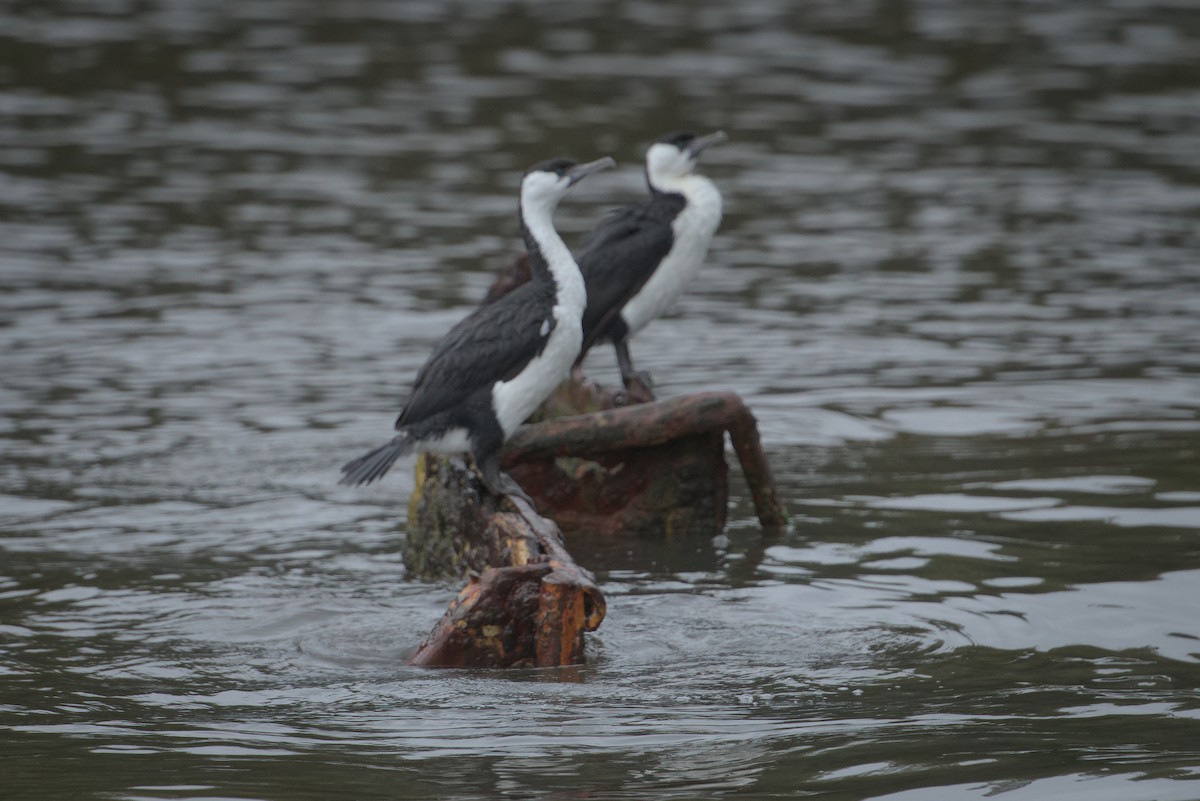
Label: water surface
xmin=3 ymin=1 xmax=1200 ymax=799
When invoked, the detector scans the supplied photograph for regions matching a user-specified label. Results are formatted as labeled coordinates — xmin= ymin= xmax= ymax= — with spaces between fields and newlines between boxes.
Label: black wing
xmin=576 ymin=193 xmax=685 ymax=353
xmin=397 ymin=281 xmax=558 ymax=428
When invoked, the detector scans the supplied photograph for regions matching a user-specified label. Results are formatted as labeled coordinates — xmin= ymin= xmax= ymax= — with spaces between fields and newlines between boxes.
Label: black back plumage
xmin=576 ymin=191 xmax=687 ymax=357
xmin=396 ymin=278 xmax=556 ymax=429
xmin=395 ymin=206 xmax=564 ymax=430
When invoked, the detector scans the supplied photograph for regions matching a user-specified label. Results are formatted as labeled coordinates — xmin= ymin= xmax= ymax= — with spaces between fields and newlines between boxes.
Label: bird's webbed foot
xmin=614 ymin=340 xmax=656 ymax=403
xmin=476 ymin=453 xmax=535 ymax=506
xmin=619 ymin=370 xmax=656 ymax=404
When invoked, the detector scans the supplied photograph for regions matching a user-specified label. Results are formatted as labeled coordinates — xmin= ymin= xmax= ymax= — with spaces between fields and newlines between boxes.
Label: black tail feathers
xmin=339 ymin=436 xmax=413 ymax=486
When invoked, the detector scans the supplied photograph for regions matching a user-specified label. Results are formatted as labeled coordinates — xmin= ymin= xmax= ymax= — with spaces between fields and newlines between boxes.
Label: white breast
xmin=489 ymin=179 xmax=587 ymax=439
xmin=620 ymin=175 xmax=722 ymax=337
xmin=491 ymin=307 xmax=582 ymax=437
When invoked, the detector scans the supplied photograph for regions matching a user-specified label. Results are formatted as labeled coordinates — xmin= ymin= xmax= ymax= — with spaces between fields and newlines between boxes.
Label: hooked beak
xmin=567 ymin=156 xmax=617 ymax=186
xmin=687 ymin=130 xmax=728 ymax=158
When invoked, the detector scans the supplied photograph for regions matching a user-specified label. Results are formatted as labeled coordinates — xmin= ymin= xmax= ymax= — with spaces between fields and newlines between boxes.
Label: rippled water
xmin=3 ymin=1 xmax=1200 ymax=799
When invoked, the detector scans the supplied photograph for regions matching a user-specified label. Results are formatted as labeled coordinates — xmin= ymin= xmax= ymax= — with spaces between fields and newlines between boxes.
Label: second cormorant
xmin=575 ymin=130 xmax=726 ymax=389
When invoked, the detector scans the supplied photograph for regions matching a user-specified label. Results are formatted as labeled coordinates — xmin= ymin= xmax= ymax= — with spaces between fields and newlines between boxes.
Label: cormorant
xmin=340 ymin=156 xmax=616 ymax=498
xmin=575 ymin=130 xmax=726 ymax=389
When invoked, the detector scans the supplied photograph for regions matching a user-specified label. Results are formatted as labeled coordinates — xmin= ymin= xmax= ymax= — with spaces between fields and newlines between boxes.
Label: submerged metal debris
xmin=405 ymin=376 xmax=783 ymax=668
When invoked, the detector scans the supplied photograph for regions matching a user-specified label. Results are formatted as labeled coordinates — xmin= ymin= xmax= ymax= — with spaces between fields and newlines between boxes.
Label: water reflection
xmin=3 ymin=0 xmax=1200 ymax=798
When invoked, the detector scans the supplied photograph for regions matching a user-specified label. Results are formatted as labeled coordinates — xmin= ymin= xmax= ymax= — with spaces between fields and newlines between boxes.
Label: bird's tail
xmin=339 ymin=435 xmax=413 ymax=486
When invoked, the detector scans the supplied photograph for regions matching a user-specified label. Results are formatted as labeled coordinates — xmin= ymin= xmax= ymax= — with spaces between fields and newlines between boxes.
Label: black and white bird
xmin=339 ymin=156 xmax=615 ymax=497
xmin=575 ymin=130 xmax=726 ymax=389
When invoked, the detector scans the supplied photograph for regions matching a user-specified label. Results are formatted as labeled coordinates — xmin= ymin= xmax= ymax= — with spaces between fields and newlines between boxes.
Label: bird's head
xmin=520 ymin=156 xmax=616 ymax=215
xmin=645 ymin=130 xmax=727 ymax=190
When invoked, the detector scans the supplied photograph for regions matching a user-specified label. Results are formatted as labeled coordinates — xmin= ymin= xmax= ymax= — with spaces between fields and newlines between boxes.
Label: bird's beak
xmin=688 ymin=130 xmax=728 ymax=158
xmin=566 ymin=156 xmax=617 ymax=186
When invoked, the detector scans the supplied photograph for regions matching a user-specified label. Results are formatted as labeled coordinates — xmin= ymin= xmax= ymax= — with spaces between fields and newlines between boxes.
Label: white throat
xmin=648 ymin=169 xmax=716 ymax=202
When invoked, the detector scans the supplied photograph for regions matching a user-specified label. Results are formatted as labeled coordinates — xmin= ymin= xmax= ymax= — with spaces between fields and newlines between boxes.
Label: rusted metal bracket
xmin=503 ymin=391 xmax=787 ymax=530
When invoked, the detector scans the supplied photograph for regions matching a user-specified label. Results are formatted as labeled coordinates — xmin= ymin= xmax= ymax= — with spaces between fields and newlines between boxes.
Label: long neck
xmin=519 ymin=200 xmax=585 ymax=314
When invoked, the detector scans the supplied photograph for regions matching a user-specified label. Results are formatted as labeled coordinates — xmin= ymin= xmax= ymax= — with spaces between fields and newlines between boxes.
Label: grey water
xmin=2 ymin=0 xmax=1200 ymax=798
